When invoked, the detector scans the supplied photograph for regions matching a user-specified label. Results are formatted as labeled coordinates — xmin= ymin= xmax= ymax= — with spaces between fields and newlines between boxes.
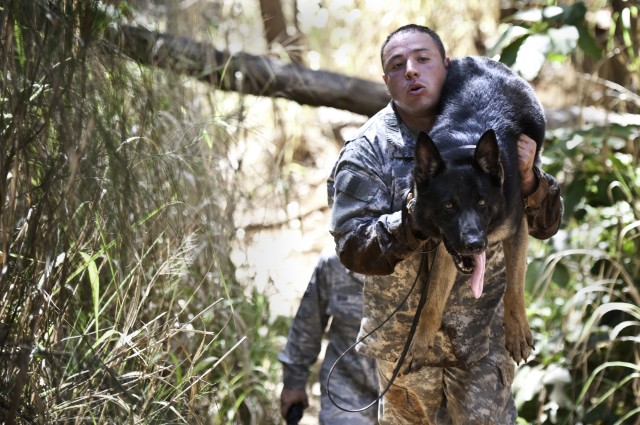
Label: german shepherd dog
xmin=402 ymin=56 xmax=545 ymax=373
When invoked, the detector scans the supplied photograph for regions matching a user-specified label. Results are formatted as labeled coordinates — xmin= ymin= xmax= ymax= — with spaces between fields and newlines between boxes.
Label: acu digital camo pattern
xmin=326 ymin=101 xmax=561 ymax=424
xmin=376 ymin=335 xmax=517 ymax=424
xmin=278 ymin=248 xmax=378 ymax=424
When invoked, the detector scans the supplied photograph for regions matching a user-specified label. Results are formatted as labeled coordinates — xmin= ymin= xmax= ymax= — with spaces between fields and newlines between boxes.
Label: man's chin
xmin=394 ymin=101 xmax=438 ymax=126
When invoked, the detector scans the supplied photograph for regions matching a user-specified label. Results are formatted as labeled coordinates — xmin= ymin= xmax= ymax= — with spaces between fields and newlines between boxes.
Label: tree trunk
xmin=260 ymin=0 xmax=288 ymax=44
xmin=259 ymin=0 xmax=306 ymax=65
xmin=105 ymin=25 xmax=390 ymax=117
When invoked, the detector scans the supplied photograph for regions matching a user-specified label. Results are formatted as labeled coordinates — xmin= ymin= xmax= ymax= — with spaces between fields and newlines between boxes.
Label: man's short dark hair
xmin=380 ymin=24 xmax=446 ymax=67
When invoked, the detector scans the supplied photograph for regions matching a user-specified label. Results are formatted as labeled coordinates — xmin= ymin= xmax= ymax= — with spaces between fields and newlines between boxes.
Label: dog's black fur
xmin=414 ymin=56 xmax=545 ymax=271
xmin=403 ymin=56 xmax=545 ymax=373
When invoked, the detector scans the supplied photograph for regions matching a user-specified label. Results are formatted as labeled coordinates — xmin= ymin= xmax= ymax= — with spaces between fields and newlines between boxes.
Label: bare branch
xmin=105 ymin=25 xmax=390 ymax=117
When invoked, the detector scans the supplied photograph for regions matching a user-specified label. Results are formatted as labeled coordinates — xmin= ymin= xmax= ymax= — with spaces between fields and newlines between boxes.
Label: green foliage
xmin=491 ymin=1 xmax=602 ymax=80
xmin=609 ymin=3 xmax=640 ymax=72
xmin=491 ymin=3 xmax=640 ymax=419
xmin=516 ymin=121 xmax=640 ymax=423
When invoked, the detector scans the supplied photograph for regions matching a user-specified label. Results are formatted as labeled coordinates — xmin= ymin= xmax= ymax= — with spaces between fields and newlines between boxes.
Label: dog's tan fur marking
xmin=502 ymin=216 xmax=534 ymax=364
xmin=402 ymin=244 xmax=457 ymax=375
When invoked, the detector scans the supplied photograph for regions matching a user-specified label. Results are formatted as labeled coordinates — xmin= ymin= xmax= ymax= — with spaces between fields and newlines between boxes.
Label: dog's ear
xmin=414 ymin=132 xmax=444 ymax=184
xmin=474 ymin=129 xmax=503 ymax=182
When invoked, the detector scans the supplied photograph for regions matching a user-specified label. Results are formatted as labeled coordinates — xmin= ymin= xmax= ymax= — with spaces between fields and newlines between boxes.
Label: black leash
xmin=326 ymin=243 xmax=439 ymax=412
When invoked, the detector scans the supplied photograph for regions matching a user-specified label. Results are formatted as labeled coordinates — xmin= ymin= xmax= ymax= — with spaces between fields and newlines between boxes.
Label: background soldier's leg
xmin=319 ymin=393 xmax=377 ymax=425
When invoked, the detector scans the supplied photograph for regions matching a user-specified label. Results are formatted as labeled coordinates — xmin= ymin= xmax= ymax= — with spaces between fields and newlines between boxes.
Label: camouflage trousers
xmin=319 ymin=393 xmax=378 ymax=425
xmin=376 ymin=346 xmax=517 ymax=425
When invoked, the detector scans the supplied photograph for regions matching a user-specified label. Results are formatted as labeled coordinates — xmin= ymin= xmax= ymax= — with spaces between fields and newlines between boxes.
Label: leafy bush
xmin=516 ymin=123 xmax=640 ymax=424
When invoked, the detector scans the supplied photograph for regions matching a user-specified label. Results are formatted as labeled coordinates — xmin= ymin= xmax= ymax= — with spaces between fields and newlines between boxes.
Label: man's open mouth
xmin=407 ymin=83 xmax=425 ymax=94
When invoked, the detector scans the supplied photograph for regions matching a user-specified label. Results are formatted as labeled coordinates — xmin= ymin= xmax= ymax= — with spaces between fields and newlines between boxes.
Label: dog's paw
xmin=505 ymin=321 xmax=534 ymax=364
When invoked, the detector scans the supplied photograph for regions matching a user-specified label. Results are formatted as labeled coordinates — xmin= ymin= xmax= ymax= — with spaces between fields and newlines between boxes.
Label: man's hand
xmin=280 ymin=388 xmax=308 ymax=420
xmin=517 ymin=134 xmax=538 ymax=197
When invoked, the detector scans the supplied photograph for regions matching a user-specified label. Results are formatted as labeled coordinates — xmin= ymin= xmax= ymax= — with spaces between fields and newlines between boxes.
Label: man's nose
xmin=405 ymin=59 xmax=419 ymax=79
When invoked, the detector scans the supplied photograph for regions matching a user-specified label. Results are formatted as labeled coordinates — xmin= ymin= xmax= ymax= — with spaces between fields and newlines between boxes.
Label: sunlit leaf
xmin=548 ymin=26 xmax=579 ymax=55
xmin=13 ymin=21 xmax=25 ymax=68
xmin=512 ymin=34 xmax=550 ymax=80
xmin=513 ymin=9 xmax=543 ymax=23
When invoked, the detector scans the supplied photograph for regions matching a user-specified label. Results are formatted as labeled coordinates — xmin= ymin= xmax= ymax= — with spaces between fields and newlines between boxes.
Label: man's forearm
xmin=333 ymin=210 xmax=422 ymax=275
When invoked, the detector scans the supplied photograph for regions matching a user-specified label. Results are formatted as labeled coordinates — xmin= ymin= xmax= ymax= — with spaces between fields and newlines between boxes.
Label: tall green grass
xmin=0 ymin=1 xmax=280 ymax=423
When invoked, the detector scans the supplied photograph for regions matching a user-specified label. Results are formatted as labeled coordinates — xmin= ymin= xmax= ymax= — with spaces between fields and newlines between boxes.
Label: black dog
xmin=402 ymin=56 xmax=545 ymax=373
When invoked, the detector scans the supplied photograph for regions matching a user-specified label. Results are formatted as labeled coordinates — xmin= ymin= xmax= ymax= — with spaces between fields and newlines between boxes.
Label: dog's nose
xmin=465 ymin=238 xmax=486 ymax=253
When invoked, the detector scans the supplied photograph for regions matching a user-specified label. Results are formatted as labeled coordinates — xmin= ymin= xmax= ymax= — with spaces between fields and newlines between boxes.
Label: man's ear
xmin=444 ymin=57 xmax=451 ymax=68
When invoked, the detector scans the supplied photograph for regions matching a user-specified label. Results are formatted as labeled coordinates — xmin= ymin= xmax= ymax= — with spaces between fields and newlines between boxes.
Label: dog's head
xmin=411 ymin=130 xmax=507 ymax=275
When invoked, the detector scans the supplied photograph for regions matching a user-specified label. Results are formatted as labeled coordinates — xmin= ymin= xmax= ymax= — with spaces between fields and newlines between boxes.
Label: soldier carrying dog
xmin=327 ymin=24 xmax=562 ymax=424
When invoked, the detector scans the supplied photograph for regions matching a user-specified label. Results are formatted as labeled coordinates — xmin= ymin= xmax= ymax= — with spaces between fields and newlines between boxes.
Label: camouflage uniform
xmin=327 ymin=102 xmax=562 ymax=424
xmin=278 ymin=248 xmax=379 ymax=425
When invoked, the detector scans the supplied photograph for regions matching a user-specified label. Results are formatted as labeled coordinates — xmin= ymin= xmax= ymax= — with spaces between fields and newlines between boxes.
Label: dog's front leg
xmin=503 ymin=216 xmax=534 ymax=364
xmin=401 ymin=244 xmax=457 ymax=375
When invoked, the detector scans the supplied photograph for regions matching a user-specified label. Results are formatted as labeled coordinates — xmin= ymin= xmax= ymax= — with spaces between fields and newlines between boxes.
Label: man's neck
xmin=393 ymin=103 xmax=436 ymax=133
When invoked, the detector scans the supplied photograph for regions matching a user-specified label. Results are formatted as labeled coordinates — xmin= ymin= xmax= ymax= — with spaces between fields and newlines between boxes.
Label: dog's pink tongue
xmin=470 ymin=252 xmax=486 ymax=299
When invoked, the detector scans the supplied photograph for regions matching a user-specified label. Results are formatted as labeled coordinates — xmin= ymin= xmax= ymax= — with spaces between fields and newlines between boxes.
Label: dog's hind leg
xmin=401 ymin=244 xmax=457 ymax=375
xmin=502 ymin=216 xmax=534 ymax=364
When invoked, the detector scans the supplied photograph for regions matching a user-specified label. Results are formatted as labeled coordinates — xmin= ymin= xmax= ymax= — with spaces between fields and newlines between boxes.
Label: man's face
xmin=382 ymin=31 xmax=449 ymax=124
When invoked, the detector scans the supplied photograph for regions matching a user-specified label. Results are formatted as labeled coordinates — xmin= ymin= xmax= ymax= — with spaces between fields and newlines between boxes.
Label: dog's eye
xmin=478 ymin=199 xmax=486 ymax=206
xmin=444 ymin=202 xmax=454 ymax=209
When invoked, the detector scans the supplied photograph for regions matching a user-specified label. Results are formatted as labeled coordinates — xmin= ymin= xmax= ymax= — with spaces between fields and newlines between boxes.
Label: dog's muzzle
xmin=443 ymin=239 xmax=477 ymax=274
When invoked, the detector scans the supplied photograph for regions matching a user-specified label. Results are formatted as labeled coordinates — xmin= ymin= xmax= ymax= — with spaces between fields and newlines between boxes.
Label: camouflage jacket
xmin=278 ymin=249 xmax=378 ymax=407
xmin=327 ymin=101 xmax=563 ymax=365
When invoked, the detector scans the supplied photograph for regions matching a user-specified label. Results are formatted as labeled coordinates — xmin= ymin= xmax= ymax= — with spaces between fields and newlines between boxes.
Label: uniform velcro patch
xmin=334 ymin=170 xmax=375 ymax=202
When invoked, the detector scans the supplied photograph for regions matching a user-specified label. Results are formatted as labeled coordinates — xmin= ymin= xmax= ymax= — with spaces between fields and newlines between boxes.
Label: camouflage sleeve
xmin=278 ymin=256 xmax=332 ymax=390
xmin=328 ymin=139 xmax=422 ymax=276
xmin=524 ymin=167 xmax=564 ymax=240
